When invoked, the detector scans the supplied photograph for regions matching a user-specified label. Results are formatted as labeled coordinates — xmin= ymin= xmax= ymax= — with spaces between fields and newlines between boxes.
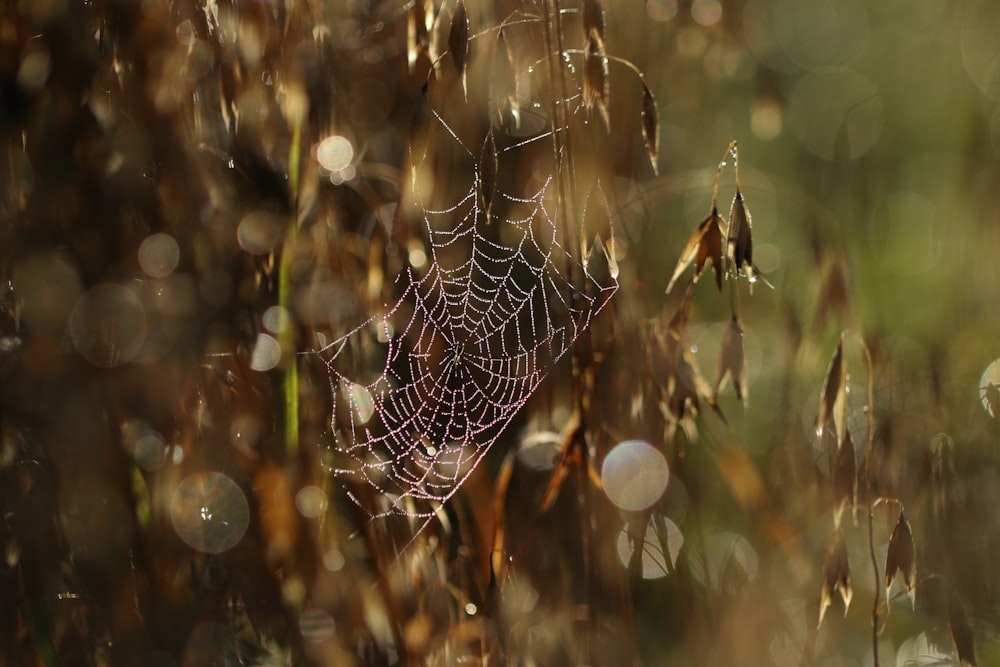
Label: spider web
xmin=322 ymin=112 xmax=617 ymax=521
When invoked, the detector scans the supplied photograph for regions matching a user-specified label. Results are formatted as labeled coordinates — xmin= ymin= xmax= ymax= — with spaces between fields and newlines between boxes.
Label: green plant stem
xmin=280 ymin=116 xmax=302 ymax=457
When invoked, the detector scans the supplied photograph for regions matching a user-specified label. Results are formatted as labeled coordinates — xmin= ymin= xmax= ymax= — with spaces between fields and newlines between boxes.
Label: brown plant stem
xmin=858 ymin=334 xmax=879 ymax=666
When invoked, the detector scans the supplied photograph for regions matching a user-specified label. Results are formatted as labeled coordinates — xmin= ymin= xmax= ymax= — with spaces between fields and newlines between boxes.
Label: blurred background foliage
xmin=2 ymin=0 xmax=1000 ymax=665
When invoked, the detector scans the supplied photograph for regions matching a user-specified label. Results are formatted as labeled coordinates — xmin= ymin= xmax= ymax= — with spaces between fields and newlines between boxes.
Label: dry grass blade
xmin=583 ymin=33 xmax=610 ymax=131
xmin=948 ymin=594 xmax=976 ymax=666
xmin=713 ymin=314 xmax=746 ymax=407
xmin=449 ymin=0 xmax=470 ymax=98
xmin=884 ymin=510 xmax=915 ymax=607
xmin=816 ymin=336 xmax=847 ymax=446
xmin=497 ymin=29 xmax=520 ymax=127
xmin=479 ymin=128 xmax=497 ymax=221
xmin=814 ymin=253 xmax=851 ymax=333
xmin=819 ymin=528 xmax=852 ymax=628
xmin=832 ymin=430 xmax=857 ymax=527
xmin=641 ymin=83 xmax=659 ymax=176
xmin=583 ymin=0 xmax=606 ymax=42
xmin=409 ymin=82 xmax=430 ymax=184
xmin=665 ymin=208 xmax=725 ymax=293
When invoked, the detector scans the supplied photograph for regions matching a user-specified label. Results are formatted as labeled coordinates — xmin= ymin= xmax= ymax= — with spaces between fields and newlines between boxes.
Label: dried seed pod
xmin=832 ymin=429 xmax=857 ymax=527
xmin=726 ymin=188 xmax=752 ymax=273
xmin=726 ymin=186 xmax=772 ymax=289
xmin=583 ymin=33 xmax=610 ymax=131
xmin=666 ymin=208 xmax=725 ymax=293
xmin=583 ymin=0 xmax=605 ymax=42
xmin=713 ymin=314 xmax=746 ymax=407
xmin=641 ymin=83 xmax=660 ymax=176
xmin=449 ymin=0 xmax=470 ymax=98
xmin=884 ymin=510 xmax=916 ymax=607
xmin=479 ymin=127 xmax=497 ymax=221
xmin=818 ymin=528 xmax=852 ymax=628
xmin=816 ymin=336 xmax=847 ymax=446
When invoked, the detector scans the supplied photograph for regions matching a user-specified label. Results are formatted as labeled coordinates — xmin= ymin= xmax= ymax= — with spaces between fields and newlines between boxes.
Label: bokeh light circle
xmin=69 ymin=283 xmax=147 ymax=367
xmin=299 ymin=608 xmax=336 ymax=643
xmin=262 ymin=305 xmax=290 ymax=333
xmin=138 ymin=233 xmax=180 ymax=278
xmin=316 ymin=135 xmax=354 ymax=172
xmin=237 ymin=211 xmax=282 ymax=255
xmin=295 ymin=485 xmax=327 ymax=519
xmin=170 ymin=472 xmax=250 ymax=553
xmin=601 ymin=440 xmax=670 ymax=512
xmin=323 ymin=549 xmax=345 ymax=571
xmin=250 ymin=333 xmax=281 ymax=371
xmin=340 ymin=380 xmax=374 ymax=425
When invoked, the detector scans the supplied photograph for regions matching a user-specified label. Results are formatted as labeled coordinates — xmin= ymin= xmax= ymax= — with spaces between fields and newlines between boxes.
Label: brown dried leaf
xmin=449 ymin=0 xmax=469 ymax=98
xmin=816 ymin=336 xmax=847 ymax=446
xmin=665 ymin=208 xmax=725 ymax=293
xmin=832 ymin=429 xmax=857 ymax=527
xmin=818 ymin=528 xmax=852 ymax=628
xmin=641 ymin=83 xmax=659 ymax=176
xmin=884 ymin=509 xmax=916 ymax=607
xmin=583 ymin=33 xmax=610 ymax=131
xmin=714 ymin=314 xmax=746 ymax=407
xmin=949 ymin=594 xmax=976 ymax=666
xmin=583 ymin=0 xmax=606 ymax=42
xmin=479 ymin=128 xmax=497 ymax=221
